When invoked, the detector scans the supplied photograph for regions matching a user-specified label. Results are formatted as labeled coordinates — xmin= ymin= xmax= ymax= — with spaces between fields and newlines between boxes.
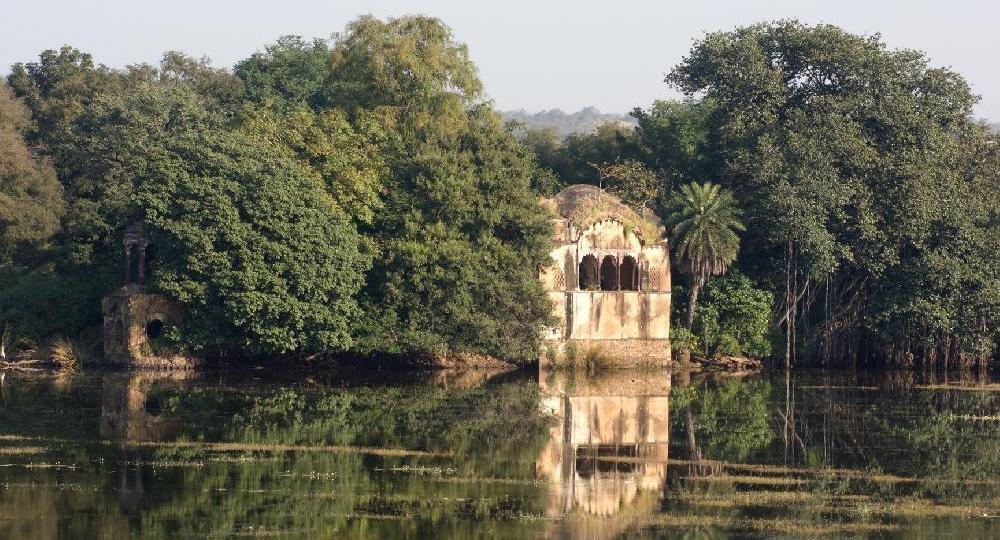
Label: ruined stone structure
xmin=539 ymin=185 xmax=672 ymax=366
xmin=101 ymin=224 xmax=195 ymax=368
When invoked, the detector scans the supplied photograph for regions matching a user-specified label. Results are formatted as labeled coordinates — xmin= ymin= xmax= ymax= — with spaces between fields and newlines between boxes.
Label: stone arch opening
xmin=579 ymin=254 xmax=599 ymax=291
xmin=126 ymin=245 xmax=141 ymax=284
xmin=600 ymin=255 xmax=619 ymax=291
xmin=620 ymin=255 xmax=639 ymax=291
xmin=142 ymin=243 xmax=157 ymax=284
xmin=112 ymin=319 xmax=126 ymax=353
xmin=145 ymin=319 xmax=164 ymax=340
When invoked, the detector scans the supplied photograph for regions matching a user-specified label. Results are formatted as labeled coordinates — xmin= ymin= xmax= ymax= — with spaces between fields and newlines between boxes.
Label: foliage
xmin=0 ymin=82 xmax=63 ymax=260
xmin=318 ymin=16 xmax=553 ymax=363
xmin=664 ymin=181 xmax=744 ymax=330
xmin=665 ymin=181 xmax=743 ymax=281
xmin=630 ymin=98 xmax=720 ymax=192
xmin=238 ymin=104 xmax=386 ymax=226
xmin=234 ymin=35 xmax=331 ymax=110
xmin=518 ymin=121 xmax=638 ymax=186
xmin=137 ymin=126 xmax=370 ymax=355
xmin=46 ymin=336 xmax=83 ymax=371
xmin=669 ymin=325 xmax=700 ymax=355
xmin=668 ymin=20 xmax=1000 ymax=366
xmin=322 ymin=15 xmax=483 ymax=113
xmin=156 ymin=51 xmax=245 ymax=113
xmin=597 ymin=159 xmax=661 ymax=211
xmin=693 ymin=271 xmax=774 ymax=358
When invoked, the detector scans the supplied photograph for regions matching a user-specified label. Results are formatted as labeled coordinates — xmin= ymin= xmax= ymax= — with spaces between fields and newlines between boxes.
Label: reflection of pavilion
xmin=536 ymin=370 xmax=670 ymax=536
xmin=100 ymin=372 xmax=193 ymax=515
xmin=100 ymin=372 xmax=192 ymax=443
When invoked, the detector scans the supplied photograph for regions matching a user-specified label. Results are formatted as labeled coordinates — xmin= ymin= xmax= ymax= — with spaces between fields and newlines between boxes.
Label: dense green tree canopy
xmin=300 ymin=16 xmax=554 ymax=362
xmin=0 ymin=83 xmax=63 ymax=260
xmin=235 ymin=36 xmax=331 ymax=110
xmin=667 ymin=20 xmax=1000 ymax=366
xmin=4 ymin=16 xmax=999 ymax=368
xmin=138 ymin=128 xmax=369 ymax=355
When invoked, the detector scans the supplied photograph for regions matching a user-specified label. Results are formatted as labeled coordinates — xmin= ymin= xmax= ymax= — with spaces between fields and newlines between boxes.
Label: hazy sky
xmin=3 ymin=0 xmax=997 ymax=120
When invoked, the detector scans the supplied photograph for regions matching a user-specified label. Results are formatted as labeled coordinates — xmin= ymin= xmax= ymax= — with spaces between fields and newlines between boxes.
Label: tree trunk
xmin=686 ymin=281 xmax=701 ymax=331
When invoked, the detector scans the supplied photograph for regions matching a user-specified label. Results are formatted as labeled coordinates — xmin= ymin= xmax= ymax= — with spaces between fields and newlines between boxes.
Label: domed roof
xmin=543 ymin=184 xmax=666 ymax=242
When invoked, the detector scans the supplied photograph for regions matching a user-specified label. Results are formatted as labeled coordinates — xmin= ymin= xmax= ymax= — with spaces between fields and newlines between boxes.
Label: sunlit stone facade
xmin=539 ymin=185 xmax=672 ymax=366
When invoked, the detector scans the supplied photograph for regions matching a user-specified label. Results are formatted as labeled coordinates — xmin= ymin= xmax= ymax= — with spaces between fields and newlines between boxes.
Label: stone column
xmin=615 ymin=255 xmax=621 ymax=291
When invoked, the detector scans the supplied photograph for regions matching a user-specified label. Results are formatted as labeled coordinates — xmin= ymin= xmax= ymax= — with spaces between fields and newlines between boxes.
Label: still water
xmin=1 ymin=367 xmax=998 ymax=538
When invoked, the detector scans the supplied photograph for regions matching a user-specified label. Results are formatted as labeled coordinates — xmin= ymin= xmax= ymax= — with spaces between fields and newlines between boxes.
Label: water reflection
xmin=100 ymin=372 xmax=196 ymax=516
xmin=100 ymin=372 xmax=192 ymax=443
xmin=537 ymin=370 xmax=670 ymax=538
xmin=2 ymin=367 xmax=1000 ymax=538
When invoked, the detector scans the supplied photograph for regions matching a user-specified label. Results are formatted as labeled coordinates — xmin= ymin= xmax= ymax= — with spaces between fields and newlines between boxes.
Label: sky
xmin=3 ymin=0 xmax=997 ymax=120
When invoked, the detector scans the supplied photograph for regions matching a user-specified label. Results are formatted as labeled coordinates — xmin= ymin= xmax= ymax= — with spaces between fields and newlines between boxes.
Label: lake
xmin=1 ymin=366 xmax=998 ymax=538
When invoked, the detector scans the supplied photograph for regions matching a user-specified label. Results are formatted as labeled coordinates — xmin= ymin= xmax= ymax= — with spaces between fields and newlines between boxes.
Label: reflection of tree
xmin=128 ymin=381 xmax=555 ymax=538
xmin=0 ymin=375 xmax=557 ymax=539
xmin=670 ymin=376 xmax=773 ymax=464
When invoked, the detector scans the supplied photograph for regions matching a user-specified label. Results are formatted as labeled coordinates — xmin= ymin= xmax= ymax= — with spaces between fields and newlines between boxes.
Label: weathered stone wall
xmin=102 ymin=288 xmax=197 ymax=369
xmin=539 ymin=187 xmax=673 ymax=368
xmin=567 ymin=291 xmax=671 ymax=340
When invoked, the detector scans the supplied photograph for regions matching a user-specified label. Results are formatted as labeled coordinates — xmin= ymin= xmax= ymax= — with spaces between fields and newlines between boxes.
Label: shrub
xmin=693 ymin=271 xmax=773 ymax=358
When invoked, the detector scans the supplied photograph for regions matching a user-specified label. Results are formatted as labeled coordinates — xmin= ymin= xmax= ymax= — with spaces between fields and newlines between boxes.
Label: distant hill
xmin=501 ymin=106 xmax=636 ymax=137
xmin=992 ymin=122 xmax=1000 ymax=133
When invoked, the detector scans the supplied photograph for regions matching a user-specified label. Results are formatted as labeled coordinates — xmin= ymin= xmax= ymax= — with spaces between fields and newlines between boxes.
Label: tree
xmin=631 ymin=98 xmax=720 ymax=192
xmin=664 ymin=181 xmax=744 ymax=331
xmin=0 ymin=82 xmax=63 ymax=260
xmin=235 ymin=36 xmax=331 ymax=111
xmin=239 ymin=104 xmax=386 ymax=226
xmin=597 ymin=159 xmax=661 ymax=211
xmin=137 ymin=128 xmax=369 ymax=356
xmin=694 ymin=271 xmax=773 ymax=358
xmin=321 ymin=16 xmax=553 ymax=363
xmin=157 ymin=51 xmax=244 ymax=113
xmin=668 ymin=20 xmax=1000 ymax=368
xmin=520 ymin=121 xmax=638 ymax=187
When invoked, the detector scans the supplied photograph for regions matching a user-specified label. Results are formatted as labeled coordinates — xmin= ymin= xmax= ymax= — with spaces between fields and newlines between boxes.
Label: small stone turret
xmin=101 ymin=224 xmax=196 ymax=368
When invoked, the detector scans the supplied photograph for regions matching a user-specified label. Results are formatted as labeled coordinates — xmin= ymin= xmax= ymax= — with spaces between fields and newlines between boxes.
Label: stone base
xmin=540 ymin=338 xmax=671 ymax=369
xmin=102 ymin=286 xmax=198 ymax=369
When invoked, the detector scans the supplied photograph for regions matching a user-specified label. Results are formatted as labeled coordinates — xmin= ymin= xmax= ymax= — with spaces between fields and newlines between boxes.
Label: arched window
xmin=620 ymin=256 xmax=639 ymax=291
xmin=600 ymin=255 xmax=619 ymax=291
xmin=579 ymin=254 xmax=599 ymax=290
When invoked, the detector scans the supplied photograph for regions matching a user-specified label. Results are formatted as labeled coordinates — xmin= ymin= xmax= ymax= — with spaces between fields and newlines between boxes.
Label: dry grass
xmin=0 ymin=446 xmax=47 ymax=456
xmin=122 ymin=439 xmax=451 ymax=458
xmin=639 ymin=514 xmax=900 ymax=535
xmin=686 ymin=474 xmax=811 ymax=486
xmin=915 ymin=384 xmax=1000 ymax=392
xmin=46 ymin=337 xmax=83 ymax=372
xmin=799 ymin=385 xmax=878 ymax=390
xmin=0 ymin=435 xmax=40 ymax=442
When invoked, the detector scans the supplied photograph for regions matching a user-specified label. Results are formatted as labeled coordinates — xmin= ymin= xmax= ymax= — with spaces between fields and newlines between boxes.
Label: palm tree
xmin=664 ymin=181 xmax=744 ymax=331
